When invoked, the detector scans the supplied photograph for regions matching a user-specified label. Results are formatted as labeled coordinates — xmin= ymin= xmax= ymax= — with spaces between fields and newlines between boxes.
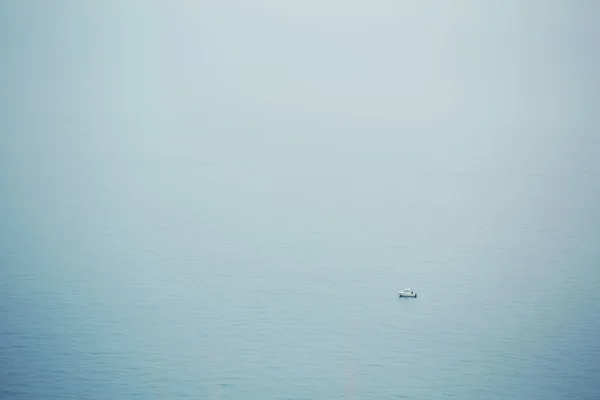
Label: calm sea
xmin=2 ymin=144 xmax=599 ymax=399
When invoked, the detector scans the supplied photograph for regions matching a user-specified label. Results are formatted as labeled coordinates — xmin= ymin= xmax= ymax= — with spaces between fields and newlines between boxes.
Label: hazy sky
xmin=2 ymin=1 xmax=598 ymax=166
xmin=1 ymin=1 xmax=599 ymax=237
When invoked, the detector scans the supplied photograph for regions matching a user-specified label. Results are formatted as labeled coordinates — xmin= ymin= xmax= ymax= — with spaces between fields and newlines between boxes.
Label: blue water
xmin=2 ymin=148 xmax=599 ymax=399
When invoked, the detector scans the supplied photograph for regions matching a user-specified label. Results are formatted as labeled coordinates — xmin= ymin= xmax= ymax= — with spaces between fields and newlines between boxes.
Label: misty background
xmin=1 ymin=1 xmax=599 ymax=399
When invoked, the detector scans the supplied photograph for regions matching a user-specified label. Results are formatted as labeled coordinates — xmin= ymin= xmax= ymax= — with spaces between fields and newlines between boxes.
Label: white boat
xmin=398 ymin=288 xmax=417 ymax=298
